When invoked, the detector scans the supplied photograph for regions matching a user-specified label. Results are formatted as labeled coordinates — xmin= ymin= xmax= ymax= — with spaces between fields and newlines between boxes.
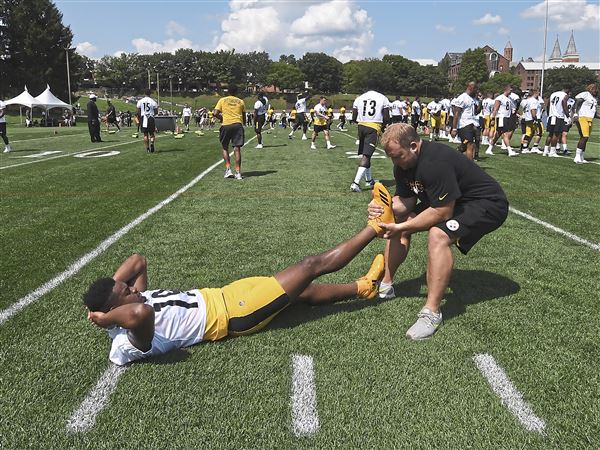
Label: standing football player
xmin=289 ymin=92 xmax=309 ymax=140
xmin=0 ymin=99 xmax=12 ymax=153
xmin=136 ymin=89 xmax=158 ymax=153
xmin=573 ymin=83 xmax=598 ymax=164
xmin=311 ymin=96 xmax=336 ymax=150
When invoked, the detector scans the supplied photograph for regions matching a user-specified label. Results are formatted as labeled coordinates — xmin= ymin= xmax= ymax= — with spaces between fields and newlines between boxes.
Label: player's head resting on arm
xmin=381 ymin=123 xmax=421 ymax=170
xmin=83 ymin=277 xmax=116 ymax=312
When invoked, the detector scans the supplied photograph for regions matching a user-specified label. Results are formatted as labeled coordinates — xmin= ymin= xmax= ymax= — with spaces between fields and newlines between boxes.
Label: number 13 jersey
xmin=353 ymin=90 xmax=390 ymax=132
xmin=108 ymin=289 xmax=207 ymax=365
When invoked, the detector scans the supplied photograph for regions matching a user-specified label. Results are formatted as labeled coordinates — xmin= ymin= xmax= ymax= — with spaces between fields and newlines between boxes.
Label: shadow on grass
xmin=243 ymin=170 xmax=277 ymax=178
xmin=157 ymin=148 xmax=186 ymax=153
xmin=268 ymin=269 xmax=519 ymax=331
xmin=142 ymin=348 xmax=191 ymax=365
xmin=263 ymin=144 xmax=288 ymax=148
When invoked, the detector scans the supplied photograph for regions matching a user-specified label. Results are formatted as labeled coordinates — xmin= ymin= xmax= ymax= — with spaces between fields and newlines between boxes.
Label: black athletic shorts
xmin=313 ymin=124 xmax=327 ymax=134
xmin=254 ymin=114 xmax=265 ymax=133
xmin=184 ymin=116 xmax=190 ymax=125
xmin=563 ymin=122 xmax=572 ymax=132
xmin=391 ymin=116 xmax=402 ymax=123
xmin=107 ymin=116 xmax=117 ymax=124
xmin=220 ymin=123 xmax=245 ymax=148
xmin=294 ymin=114 xmax=306 ymax=127
xmin=458 ymin=124 xmax=476 ymax=145
xmin=495 ymin=117 xmax=510 ymax=133
xmin=546 ymin=117 xmax=565 ymax=136
xmin=0 ymin=122 xmax=6 ymax=136
xmin=357 ymin=125 xmax=378 ymax=157
xmin=140 ymin=116 xmax=156 ymax=134
xmin=411 ymin=114 xmax=420 ymax=128
xmin=415 ymin=198 xmax=508 ymax=255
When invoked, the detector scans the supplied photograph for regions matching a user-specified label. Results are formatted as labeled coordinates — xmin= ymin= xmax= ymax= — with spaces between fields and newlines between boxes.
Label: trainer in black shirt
xmin=368 ymin=123 xmax=508 ymax=340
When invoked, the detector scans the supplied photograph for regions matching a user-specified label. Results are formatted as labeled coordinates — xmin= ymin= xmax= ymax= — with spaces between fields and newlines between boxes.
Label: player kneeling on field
xmin=83 ymin=185 xmax=395 ymax=365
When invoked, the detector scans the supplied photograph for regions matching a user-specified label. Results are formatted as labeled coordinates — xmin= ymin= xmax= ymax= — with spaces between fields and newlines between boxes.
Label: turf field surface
xmin=0 ymin=121 xmax=599 ymax=448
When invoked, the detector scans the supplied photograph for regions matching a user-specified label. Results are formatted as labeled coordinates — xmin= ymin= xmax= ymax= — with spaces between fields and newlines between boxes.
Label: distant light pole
xmin=169 ymin=75 xmax=173 ymax=110
xmin=65 ymin=47 xmax=73 ymax=105
xmin=147 ymin=69 xmax=151 ymax=90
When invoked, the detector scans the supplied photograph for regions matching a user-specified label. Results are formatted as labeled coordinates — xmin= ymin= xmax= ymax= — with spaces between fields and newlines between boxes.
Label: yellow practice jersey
xmin=208 ymin=111 xmax=213 ymax=118
xmin=214 ymin=96 xmax=245 ymax=125
xmin=327 ymin=107 xmax=334 ymax=117
xmin=267 ymin=108 xmax=274 ymax=118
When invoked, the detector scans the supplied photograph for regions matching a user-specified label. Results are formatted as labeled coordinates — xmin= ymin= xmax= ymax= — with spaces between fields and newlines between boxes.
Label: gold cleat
xmin=356 ymin=254 xmax=385 ymax=299
xmin=367 ymin=182 xmax=395 ymax=237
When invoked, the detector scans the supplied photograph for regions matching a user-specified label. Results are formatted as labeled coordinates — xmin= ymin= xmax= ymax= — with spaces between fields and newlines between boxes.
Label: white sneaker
xmin=310 ymin=144 xmax=317 ymax=150
xmin=255 ymin=144 xmax=263 ymax=149
xmin=508 ymin=149 xmax=519 ymax=157
xmin=378 ymin=282 xmax=396 ymax=299
xmin=327 ymin=144 xmax=336 ymax=149
xmin=350 ymin=182 xmax=361 ymax=193
xmin=406 ymin=307 xmax=442 ymax=340
xmin=575 ymin=157 xmax=590 ymax=164
xmin=301 ymin=135 xmax=307 ymax=140
xmin=521 ymin=148 xmax=531 ymax=154
xmin=3 ymin=145 xmax=11 ymax=153
xmin=224 ymin=168 xmax=234 ymax=178
xmin=548 ymin=151 xmax=560 ymax=158
xmin=485 ymin=146 xmax=494 ymax=156
xmin=355 ymin=139 xmax=360 ymax=145
xmin=530 ymin=147 xmax=543 ymax=154
xmin=234 ymin=172 xmax=243 ymax=180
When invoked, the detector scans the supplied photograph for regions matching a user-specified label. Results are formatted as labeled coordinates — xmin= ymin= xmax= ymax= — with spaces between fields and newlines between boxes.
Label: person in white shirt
xmin=182 ymin=104 xmax=192 ymax=131
xmin=391 ymin=97 xmax=403 ymax=123
xmin=136 ymin=89 xmax=159 ymax=153
xmin=543 ymin=86 xmax=570 ymax=157
xmin=426 ymin=98 xmax=442 ymax=141
xmin=350 ymin=88 xmax=391 ymax=192
xmin=481 ymin=93 xmax=494 ymax=145
xmin=506 ymin=91 xmax=520 ymax=146
xmin=573 ymin=83 xmax=598 ymax=164
xmin=0 ymin=100 xmax=12 ymax=153
xmin=439 ymin=97 xmax=451 ymax=138
xmin=519 ymin=89 xmax=543 ymax=154
xmin=83 ymin=205 xmax=394 ymax=365
xmin=254 ymin=92 xmax=268 ymax=148
xmin=557 ymin=96 xmax=575 ymax=155
xmin=487 ymin=85 xmax=518 ymax=157
xmin=451 ymin=82 xmax=480 ymax=160
xmin=411 ymin=97 xmax=421 ymax=129
xmin=289 ymin=92 xmax=309 ymax=140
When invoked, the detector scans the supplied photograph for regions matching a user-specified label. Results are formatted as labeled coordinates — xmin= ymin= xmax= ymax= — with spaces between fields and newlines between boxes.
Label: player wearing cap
xmin=573 ymin=83 xmax=598 ymax=164
xmin=0 ymin=99 xmax=12 ymax=153
xmin=214 ymin=85 xmax=245 ymax=180
xmin=136 ymin=89 xmax=158 ymax=153
xmin=543 ymin=86 xmax=570 ymax=158
xmin=311 ymin=96 xmax=336 ymax=150
xmin=254 ymin=93 xmax=268 ymax=149
xmin=289 ymin=92 xmax=309 ymax=140
xmin=350 ymin=88 xmax=391 ymax=192
xmin=411 ymin=97 xmax=421 ymax=130
xmin=451 ymin=82 xmax=480 ymax=160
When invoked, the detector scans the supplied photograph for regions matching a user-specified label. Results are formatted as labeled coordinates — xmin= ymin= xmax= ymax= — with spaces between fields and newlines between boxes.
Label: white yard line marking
xmin=0 ymin=136 xmax=256 ymax=326
xmin=66 ymin=364 xmax=128 ymax=433
xmin=291 ymin=354 xmax=319 ymax=437
xmin=11 ymin=132 xmax=88 ymax=143
xmin=0 ymin=138 xmax=156 ymax=170
xmin=473 ymin=353 xmax=546 ymax=434
xmin=509 ymin=206 xmax=600 ymax=251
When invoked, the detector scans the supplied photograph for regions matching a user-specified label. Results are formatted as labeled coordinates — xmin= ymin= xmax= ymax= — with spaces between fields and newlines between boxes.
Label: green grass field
xmin=0 ymin=120 xmax=599 ymax=448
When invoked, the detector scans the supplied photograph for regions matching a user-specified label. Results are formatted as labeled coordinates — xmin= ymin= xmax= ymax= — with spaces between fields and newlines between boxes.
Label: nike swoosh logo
xmin=439 ymin=193 xmax=449 ymax=200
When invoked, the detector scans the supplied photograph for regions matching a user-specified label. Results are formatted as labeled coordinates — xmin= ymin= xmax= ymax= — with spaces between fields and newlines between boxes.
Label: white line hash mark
xmin=473 ymin=353 xmax=546 ymax=434
xmin=67 ymin=364 xmax=128 ymax=433
xmin=291 ymin=354 xmax=320 ymax=437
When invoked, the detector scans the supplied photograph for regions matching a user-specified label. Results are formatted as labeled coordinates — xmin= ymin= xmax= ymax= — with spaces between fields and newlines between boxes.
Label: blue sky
xmin=57 ymin=0 xmax=600 ymax=64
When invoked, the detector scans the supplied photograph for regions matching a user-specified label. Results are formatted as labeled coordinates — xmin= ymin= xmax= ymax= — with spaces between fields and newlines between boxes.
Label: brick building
xmin=441 ymin=43 xmax=513 ymax=82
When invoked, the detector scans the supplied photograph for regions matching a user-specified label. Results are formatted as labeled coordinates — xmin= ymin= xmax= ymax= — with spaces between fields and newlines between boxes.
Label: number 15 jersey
xmin=353 ymin=90 xmax=390 ymax=133
xmin=108 ymin=289 xmax=207 ymax=365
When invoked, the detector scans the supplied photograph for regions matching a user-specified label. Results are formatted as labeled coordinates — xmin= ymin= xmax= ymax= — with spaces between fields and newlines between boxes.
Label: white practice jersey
xmin=549 ymin=91 xmax=567 ymax=118
xmin=295 ymin=97 xmax=307 ymax=113
xmin=440 ymin=98 xmax=451 ymax=113
xmin=182 ymin=107 xmax=192 ymax=117
xmin=427 ymin=101 xmax=441 ymax=115
xmin=521 ymin=98 xmax=535 ymax=121
xmin=565 ymin=98 xmax=575 ymax=124
xmin=0 ymin=100 xmax=6 ymax=123
xmin=482 ymin=98 xmax=494 ymax=116
xmin=391 ymin=100 xmax=403 ymax=117
xmin=399 ymin=101 xmax=407 ymax=115
xmin=494 ymin=94 xmax=512 ymax=119
xmin=108 ymin=289 xmax=207 ymax=365
xmin=509 ymin=92 xmax=520 ymax=114
xmin=452 ymin=93 xmax=479 ymax=128
xmin=533 ymin=97 xmax=544 ymax=119
xmin=411 ymin=101 xmax=421 ymax=116
xmin=254 ymin=99 xmax=267 ymax=115
xmin=575 ymin=91 xmax=598 ymax=118
xmin=353 ymin=90 xmax=390 ymax=123
xmin=137 ymin=96 xmax=158 ymax=118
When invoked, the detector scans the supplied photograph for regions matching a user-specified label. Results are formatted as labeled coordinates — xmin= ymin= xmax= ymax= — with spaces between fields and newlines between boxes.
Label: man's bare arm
xmin=88 ymin=303 xmax=154 ymax=352
xmin=113 ymin=253 xmax=147 ymax=292
xmin=379 ymin=201 xmax=455 ymax=237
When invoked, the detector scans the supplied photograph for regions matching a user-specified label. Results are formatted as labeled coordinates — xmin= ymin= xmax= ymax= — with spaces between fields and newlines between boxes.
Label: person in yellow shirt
xmin=327 ymin=106 xmax=334 ymax=129
xmin=267 ymin=106 xmax=275 ymax=129
xmin=311 ymin=96 xmax=336 ymax=150
xmin=214 ymin=85 xmax=246 ymax=180
xmin=308 ymin=107 xmax=315 ymax=130
xmin=337 ymin=105 xmax=347 ymax=131
xmin=207 ymin=110 xmax=214 ymax=129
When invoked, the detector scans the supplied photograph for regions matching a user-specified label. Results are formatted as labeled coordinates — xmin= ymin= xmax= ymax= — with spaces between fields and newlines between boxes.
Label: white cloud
xmin=214 ymin=0 xmax=375 ymax=62
xmin=521 ymin=0 xmax=599 ymax=30
xmin=113 ymin=50 xmax=126 ymax=57
xmin=132 ymin=38 xmax=197 ymax=54
xmin=412 ymin=59 xmax=438 ymax=66
xmin=473 ymin=13 xmax=502 ymax=25
xmin=377 ymin=47 xmax=389 ymax=57
xmin=166 ymin=20 xmax=186 ymax=37
xmin=75 ymin=41 xmax=97 ymax=57
xmin=498 ymin=27 xmax=510 ymax=35
xmin=435 ymin=24 xmax=455 ymax=33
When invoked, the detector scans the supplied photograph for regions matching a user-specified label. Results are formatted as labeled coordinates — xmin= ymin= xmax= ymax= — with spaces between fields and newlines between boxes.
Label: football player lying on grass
xmin=83 ymin=184 xmax=395 ymax=365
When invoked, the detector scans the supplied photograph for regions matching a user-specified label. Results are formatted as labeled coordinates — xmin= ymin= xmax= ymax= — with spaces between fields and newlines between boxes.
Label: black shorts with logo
xmin=458 ymin=124 xmax=476 ymax=145
xmin=219 ymin=123 xmax=245 ymax=148
xmin=140 ymin=116 xmax=156 ymax=134
xmin=313 ymin=124 xmax=327 ymax=134
xmin=546 ymin=117 xmax=565 ymax=136
xmin=254 ymin=114 xmax=265 ymax=133
xmin=357 ymin=125 xmax=378 ymax=157
xmin=415 ymin=198 xmax=508 ymax=255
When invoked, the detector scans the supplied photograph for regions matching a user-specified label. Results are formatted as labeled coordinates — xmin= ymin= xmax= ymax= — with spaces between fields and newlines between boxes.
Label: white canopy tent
xmin=34 ymin=85 xmax=73 ymax=111
xmin=4 ymin=86 xmax=44 ymax=110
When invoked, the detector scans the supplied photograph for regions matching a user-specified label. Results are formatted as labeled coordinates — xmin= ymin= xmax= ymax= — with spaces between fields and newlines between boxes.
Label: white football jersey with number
xmin=549 ymin=91 xmax=567 ymax=118
xmin=137 ymin=96 xmax=158 ymax=118
xmin=295 ymin=97 xmax=307 ymax=113
xmin=453 ymin=93 xmax=478 ymax=128
xmin=411 ymin=100 xmax=421 ymax=116
xmin=427 ymin=101 xmax=441 ymax=115
xmin=391 ymin=100 xmax=402 ymax=117
xmin=254 ymin=99 xmax=267 ymax=115
xmin=509 ymin=92 xmax=520 ymax=114
xmin=482 ymin=98 xmax=494 ymax=116
xmin=575 ymin=91 xmax=597 ymax=118
xmin=352 ymin=90 xmax=390 ymax=123
xmin=108 ymin=289 xmax=207 ymax=365
xmin=494 ymin=94 xmax=512 ymax=118
xmin=521 ymin=98 xmax=534 ymax=121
